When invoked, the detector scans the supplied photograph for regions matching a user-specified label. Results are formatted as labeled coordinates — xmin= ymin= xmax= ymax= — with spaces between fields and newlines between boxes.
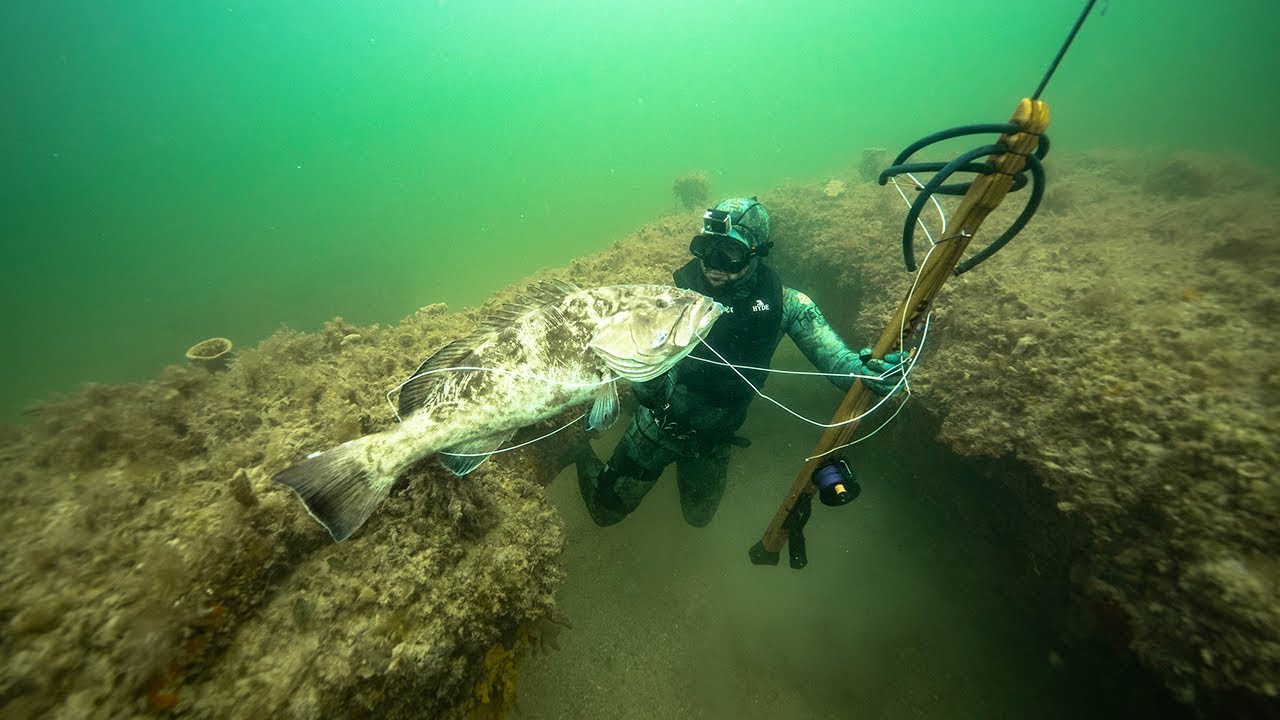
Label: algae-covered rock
xmin=763 ymin=150 xmax=1280 ymax=711
xmin=0 ymin=308 xmax=569 ymax=718
xmin=1 ymin=152 xmax=1275 ymax=717
xmin=0 ymin=205 xmax=699 ymax=718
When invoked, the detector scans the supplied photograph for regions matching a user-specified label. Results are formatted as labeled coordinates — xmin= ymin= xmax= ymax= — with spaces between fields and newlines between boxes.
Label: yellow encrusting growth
xmin=468 ymin=622 xmax=538 ymax=719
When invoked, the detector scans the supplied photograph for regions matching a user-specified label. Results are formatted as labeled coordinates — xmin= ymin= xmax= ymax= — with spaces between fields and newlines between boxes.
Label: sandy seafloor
xmin=0 ymin=149 xmax=1275 ymax=719
xmin=517 ymin=356 xmax=1178 ymax=719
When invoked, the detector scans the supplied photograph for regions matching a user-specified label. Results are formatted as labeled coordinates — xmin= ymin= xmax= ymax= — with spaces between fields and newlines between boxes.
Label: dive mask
xmin=690 ymin=233 xmax=752 ymax=273
xmin=691 ymin=207 xmax=757 ymax=273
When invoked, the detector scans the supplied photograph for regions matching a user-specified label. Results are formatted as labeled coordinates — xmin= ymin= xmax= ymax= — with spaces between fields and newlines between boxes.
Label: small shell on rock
xmin=822 ymin=179 xmax=846 ymax=198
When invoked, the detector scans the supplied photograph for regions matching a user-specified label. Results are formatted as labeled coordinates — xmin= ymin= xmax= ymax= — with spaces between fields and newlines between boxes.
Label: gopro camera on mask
xmin=694 ymin=206 xmax=758 ymax=273
xmin=702 ymin=208 xmax=733 ymax=236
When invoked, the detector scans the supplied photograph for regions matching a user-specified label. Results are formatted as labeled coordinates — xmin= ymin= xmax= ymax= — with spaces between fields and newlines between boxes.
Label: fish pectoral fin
xmin=587 ymin=381 xmax=619 ymax=431
xmin=438 ymin=431 xmax=515 ymax=476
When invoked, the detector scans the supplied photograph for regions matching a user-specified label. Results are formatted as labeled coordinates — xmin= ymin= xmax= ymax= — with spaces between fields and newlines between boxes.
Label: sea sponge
xmin=671 ymin=171 xmax=710 ymax=210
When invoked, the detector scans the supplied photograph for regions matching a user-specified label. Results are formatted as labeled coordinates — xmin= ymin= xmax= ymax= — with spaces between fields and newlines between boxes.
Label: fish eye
xmin=656 ymin=297 xmax=671 ymax=308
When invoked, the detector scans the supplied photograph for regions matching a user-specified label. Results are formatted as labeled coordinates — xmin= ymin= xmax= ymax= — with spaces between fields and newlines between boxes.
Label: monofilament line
xmin=384 ymin=366 xmax=619 ymax=422
xmin=439 ymin=412 xmax=590 ymax=459
xmin=685 ymin=304 xmax=930 ymax=447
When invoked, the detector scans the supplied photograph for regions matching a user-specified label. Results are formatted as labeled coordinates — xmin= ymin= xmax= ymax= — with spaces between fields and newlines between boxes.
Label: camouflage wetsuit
xmin=576 ymin=258 xmax=864 ymax=527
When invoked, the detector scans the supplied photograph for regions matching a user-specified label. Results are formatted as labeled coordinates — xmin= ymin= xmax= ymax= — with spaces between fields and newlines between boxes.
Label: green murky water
xmin=2 ymin=2 xmax=1273 ymax=714
xmin=3 ymin=0 xmax=1275 ymax=421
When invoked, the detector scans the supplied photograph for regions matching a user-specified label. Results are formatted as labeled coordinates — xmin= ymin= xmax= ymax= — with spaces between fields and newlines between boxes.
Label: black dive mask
xmin=690 ymin=234 xmax=752 ymax=273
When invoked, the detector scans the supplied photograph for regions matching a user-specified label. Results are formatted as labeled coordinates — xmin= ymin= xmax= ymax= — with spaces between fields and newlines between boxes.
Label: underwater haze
xmin=3 ymin=0 xmax=1277 ymax=421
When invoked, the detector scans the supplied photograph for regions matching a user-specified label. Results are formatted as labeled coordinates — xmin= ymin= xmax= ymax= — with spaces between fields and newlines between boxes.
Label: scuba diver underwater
xmin=577 ymin=14 xmax=1064 ymax=560
xmin=574 ymin=196 xmax=905 ymax=528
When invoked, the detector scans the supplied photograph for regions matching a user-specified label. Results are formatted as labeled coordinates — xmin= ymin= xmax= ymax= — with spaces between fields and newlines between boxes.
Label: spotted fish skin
xmin=273 ymin=282 xmax=723 ymax=541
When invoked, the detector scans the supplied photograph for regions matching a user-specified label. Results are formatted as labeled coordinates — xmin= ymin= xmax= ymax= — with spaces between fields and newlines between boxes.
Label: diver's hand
xmin=649 ymin=383 xmax=696 ymax=439
xmin=635 ymin=373 xmax=697 ymax=438
xmin=855 ymin=347 xmax=905 ymax=397
xmin=632 ymin=372 xmax=673 ymax=410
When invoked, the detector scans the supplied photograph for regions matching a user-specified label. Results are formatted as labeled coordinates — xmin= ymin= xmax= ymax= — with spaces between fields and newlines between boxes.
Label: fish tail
xmin=272 ymin=436 xmax=399 ymax=542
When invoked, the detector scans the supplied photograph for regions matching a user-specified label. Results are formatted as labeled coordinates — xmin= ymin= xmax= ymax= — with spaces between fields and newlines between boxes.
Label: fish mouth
xmin=672 ymin=298 xmax=722 ymax=348
xmin=705 ymin=301 xmax=726 ymax=329
xmin=672 ymin=304 xmax=696 ymax=347
xmin=691 ymin=300 xmax=725 ymax=341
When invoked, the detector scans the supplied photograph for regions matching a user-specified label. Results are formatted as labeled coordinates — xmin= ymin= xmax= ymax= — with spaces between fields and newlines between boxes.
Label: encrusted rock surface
xmin=767 ymin=150 xmax=1279 ymax=709
xmin=1 ymin=150 xmax=1274 ymax=717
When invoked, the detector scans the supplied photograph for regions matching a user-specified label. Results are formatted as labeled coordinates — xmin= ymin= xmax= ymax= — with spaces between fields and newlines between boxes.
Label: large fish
xmin=274 ymin=281 xmax=724 ymax=541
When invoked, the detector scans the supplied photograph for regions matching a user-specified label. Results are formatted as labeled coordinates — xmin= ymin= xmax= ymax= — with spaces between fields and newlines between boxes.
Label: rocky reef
xmin=0 ymin=149 xmax=1275 ymax=717
xmin=0 ymin=305 xmax=570 ymax=719
xmin=765 ymin=150 xmax=1279 ymax=713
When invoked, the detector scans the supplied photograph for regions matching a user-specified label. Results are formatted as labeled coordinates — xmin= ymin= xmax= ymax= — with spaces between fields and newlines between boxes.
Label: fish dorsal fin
xmin=438 ymin=431 xmax=515 ymax=475
xmin=473 ymin=304 xmax=534 ymax=336
xmin=524 ymin=279 xmax=580 ymax=304
xmin=473 ymin=280 xmax=581 ymax=335
xmin=398 ymin=281 xmax=581 ymax=418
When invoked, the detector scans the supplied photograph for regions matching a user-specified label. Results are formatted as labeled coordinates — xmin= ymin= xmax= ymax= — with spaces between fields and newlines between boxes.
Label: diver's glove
xmin=633 ymin=372 xmax=696 ymax=437
xmin=855 ymin=347 xmax=906 ymax=397
xmin=644 ymin=380 xmax=697 ymax=440
xmin=632 ymin=372 xmax=673 ymax=410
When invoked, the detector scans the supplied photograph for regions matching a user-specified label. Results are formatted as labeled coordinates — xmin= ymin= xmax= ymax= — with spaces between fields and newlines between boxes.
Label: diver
xmin=576 ymin=196 xmax=900 ymax=527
